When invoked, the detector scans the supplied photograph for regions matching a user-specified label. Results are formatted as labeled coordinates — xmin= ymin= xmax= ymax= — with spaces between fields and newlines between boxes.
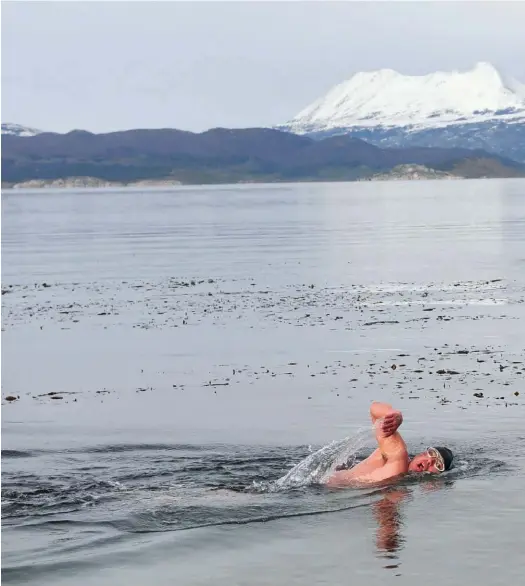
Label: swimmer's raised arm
xmin=326 ymin=403 xmax=409 ymax=486
xmin=371 ymin=402 xmax=407 ymax=464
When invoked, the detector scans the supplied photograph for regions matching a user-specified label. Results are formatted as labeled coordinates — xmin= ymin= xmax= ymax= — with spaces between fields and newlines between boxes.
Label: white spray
xmin=271 ymin=427 xmax=372 ymax=490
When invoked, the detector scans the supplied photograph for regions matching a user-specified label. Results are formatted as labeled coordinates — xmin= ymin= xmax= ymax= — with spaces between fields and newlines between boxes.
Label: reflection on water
xmin=373 ymin=488 xmax=408 ymax=568
xmin=372 ymin=477 xmax=459 ymax=572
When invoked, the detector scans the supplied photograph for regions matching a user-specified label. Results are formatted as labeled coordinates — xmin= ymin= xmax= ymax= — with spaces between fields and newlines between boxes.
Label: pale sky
xmin=2 ymin=1 xmax=525 ymax=133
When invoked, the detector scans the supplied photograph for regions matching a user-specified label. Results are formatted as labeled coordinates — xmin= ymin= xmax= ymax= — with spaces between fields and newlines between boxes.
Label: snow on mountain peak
xmin=282 ymin=62 xmax=525 ymax=134
xmin=2 ymin=123 xmax=43 ymax=137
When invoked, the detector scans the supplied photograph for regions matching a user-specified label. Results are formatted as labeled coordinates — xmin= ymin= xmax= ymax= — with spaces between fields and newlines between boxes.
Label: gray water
xmin=2 ymin=180 xmax=525 ymax=585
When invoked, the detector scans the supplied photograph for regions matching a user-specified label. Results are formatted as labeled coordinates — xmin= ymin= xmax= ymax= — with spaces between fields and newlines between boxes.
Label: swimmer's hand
xmin=380 ymin=410 xmax=403 ymax=437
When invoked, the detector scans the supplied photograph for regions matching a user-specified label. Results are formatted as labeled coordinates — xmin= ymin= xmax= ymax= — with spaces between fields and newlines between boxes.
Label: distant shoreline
xmin=1 ymin=167 xmax=473 ymax=190
xmin=1 ymin=178 xmax=185 ymax=190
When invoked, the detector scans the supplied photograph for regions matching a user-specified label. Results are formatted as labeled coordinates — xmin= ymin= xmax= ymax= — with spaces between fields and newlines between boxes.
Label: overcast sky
xmin=2 ymin=1 xmax=525 ymax=134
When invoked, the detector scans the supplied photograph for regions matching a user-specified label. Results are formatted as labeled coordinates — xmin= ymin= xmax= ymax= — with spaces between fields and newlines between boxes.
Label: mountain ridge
xmin=277 ymin=62 xmax=525 ymax=163
xmin=280 ymin=62 xmax=525 ymax=133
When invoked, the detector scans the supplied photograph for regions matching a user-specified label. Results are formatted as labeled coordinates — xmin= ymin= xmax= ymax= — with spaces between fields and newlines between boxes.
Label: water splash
xmin=269 ymin=428 xmax=372 ymax=491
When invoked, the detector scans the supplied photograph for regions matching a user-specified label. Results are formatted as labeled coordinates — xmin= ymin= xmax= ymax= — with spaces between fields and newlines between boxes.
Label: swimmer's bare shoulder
xmin=326 ymin=402 xmax=409 ymax=487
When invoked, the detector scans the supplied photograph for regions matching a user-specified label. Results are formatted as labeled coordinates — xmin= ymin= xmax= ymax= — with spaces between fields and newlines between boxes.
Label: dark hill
xmin=2 ymin=127 xmax=523 ymax=184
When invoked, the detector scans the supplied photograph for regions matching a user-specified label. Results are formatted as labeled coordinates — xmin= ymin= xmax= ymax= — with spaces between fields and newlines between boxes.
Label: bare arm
xmin=347 ymin=419 xmax=408 ymax=484
xmin=371 ymin=402 xmax=408 ymax=466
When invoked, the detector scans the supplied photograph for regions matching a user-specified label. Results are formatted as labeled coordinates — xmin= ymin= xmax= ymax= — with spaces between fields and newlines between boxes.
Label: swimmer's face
xmin=408 ymin=452 xmax=442 ymax=474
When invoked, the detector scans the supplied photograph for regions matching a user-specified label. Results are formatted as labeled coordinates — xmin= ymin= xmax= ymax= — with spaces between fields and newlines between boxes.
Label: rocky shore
xmin=3 ymin=177 xmax=183 ymax=189
xmin=361 ymin=165 xmax=461 ymax=181
xmin=2 ymin=167 xmax=470 ymax=190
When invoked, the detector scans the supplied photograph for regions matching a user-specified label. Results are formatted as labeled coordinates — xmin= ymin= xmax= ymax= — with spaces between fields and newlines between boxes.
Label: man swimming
xmin=326 ymin=401 xmax=453 ymax=487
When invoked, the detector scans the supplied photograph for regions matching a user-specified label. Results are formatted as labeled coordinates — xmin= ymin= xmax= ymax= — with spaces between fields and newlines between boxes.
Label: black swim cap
xmin=435 ymin=447 xmax=454 ymax=471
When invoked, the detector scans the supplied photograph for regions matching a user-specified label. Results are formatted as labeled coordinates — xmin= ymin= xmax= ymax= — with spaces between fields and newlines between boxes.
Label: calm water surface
xmin=2 ymin=180 xmax=525 ymax=585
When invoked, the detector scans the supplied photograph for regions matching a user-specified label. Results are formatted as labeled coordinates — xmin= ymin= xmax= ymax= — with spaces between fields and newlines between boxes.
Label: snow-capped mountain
xmin=278 ymin=62 xmax=525 ymax=163
xmin=2 ymin=123 xmax=43 ymax=137
xmin=282 ymin=62 xmax=525 ymax=132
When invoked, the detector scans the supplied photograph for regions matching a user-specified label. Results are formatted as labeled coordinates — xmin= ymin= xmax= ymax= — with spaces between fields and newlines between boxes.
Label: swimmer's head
xmin=408 ymin=446 xmax=453 ymax=474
